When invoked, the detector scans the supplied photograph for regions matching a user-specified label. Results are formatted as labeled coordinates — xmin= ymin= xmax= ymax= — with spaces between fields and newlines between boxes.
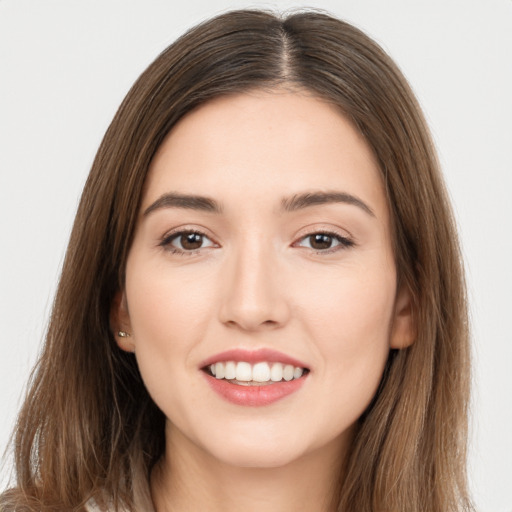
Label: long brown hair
xmin=1 ymin=9 xmax=473 ymax=512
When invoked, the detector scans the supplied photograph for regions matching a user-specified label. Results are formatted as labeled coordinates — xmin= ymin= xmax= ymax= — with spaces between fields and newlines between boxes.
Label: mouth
xmin=200 ymin=349 xmax=310 ymax=406
xmin=203 ymin=361 xmax=309 ymax=386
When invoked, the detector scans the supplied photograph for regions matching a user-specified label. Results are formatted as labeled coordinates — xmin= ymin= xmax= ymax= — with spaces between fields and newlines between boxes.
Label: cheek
xmin=126 ymin=258 xmax=216 ymax=344
xmin=299 ymin=264 xmax=396 ymax=345
xmin=296 ymin=266 xmax=395 ymax=410
xmin=123 ymin=259 xmax=217 ymax=410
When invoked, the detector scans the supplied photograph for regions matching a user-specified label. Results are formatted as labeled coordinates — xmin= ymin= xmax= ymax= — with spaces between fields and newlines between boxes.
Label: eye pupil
xmin=310 ymin=234 xmax=333 ymax=250
xmin=181 ymin=233 xmax=203 ymax=250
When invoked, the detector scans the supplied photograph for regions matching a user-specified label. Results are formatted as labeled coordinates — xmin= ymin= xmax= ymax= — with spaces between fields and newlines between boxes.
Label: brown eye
xmin=295 ymin=232 xmax=354 ymax=252
xmin=309 ymin=234 xmax=334 ymax=250
xmin=180 ymin=233 xmax=204 ymax=250
xmin=163 ymin=231 xmax=215 ymax=253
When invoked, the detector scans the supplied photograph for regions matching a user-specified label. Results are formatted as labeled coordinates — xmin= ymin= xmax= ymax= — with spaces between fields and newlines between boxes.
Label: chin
xmin=193 ymin=420 xmax=350 ymax=471
xmin=208 ymin=441 xmax=308 ymax=469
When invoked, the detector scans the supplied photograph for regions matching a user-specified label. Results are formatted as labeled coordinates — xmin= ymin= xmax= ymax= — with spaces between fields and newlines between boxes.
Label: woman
xmin=1 ymin=9 xmax=473 ymax=512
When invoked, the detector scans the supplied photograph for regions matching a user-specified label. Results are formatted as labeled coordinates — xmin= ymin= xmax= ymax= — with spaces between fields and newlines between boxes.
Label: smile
xmin=200 ymin=348 xmax=310 ymax=406
xmin=207 ymin=361 xmax=306 ymax=384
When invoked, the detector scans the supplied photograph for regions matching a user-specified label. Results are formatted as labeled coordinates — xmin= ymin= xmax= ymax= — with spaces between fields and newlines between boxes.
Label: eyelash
xmin=159 ymin=229 xmax=216 ymax=256
xmin=293 ymin=231 xmax=355 ymax=253
xmin=159 ymin=229 xmax=355 ymax=256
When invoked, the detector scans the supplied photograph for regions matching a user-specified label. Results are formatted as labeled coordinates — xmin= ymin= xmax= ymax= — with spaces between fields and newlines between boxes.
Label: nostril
xmin=223 ymin=317 xmax=280 ymax=331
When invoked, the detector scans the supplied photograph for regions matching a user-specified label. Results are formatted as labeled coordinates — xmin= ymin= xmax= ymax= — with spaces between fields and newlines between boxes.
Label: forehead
xmin=143 ymin=90 xmax=386 ymax=217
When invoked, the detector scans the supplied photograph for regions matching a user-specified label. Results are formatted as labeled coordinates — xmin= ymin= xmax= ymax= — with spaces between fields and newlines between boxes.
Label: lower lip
xmin=203 ymin=373 xmax=307 ymax=406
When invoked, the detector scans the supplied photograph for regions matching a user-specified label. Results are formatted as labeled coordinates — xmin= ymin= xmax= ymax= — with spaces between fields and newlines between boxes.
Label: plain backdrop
xmin=1 ymin=1 xmax=511 ymax=510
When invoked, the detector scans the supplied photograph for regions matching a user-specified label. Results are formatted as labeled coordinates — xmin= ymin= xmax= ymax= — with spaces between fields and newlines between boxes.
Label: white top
xmin=85 ymin=500 xmax=124 ymax=512
xmin=85 ymin=501 xmax=103 ymax=511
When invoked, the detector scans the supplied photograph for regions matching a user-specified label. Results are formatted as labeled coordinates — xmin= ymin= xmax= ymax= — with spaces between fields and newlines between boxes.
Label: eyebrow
xmin=143 ymin=190 xmax=375 ymax=217
xmin=144 ymin=193 xmax=223 ymax=216
xmin=281 ymin=191 xmax=375 ymax=217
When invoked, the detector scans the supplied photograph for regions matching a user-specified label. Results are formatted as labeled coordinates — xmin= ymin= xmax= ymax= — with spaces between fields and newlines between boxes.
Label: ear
xmin=390 ymin=283 xmax=416 ymax=349
xmin=110 ymin=290 xmax=135 ymax=352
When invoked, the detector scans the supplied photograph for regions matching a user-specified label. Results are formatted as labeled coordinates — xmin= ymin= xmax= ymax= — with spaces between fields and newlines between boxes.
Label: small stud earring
xmin=118 ymin=331 xmax=131 ymax=338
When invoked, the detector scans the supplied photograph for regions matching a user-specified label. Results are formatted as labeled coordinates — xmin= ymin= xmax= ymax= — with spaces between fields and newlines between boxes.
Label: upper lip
xmin=199 ymin=348 xmax=309 ymax=370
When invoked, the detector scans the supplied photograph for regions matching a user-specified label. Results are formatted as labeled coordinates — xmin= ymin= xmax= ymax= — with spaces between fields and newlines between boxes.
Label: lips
xmin=200 ymin=348 xmax=308 ymax=369
xmin=200 ymin=348 xmax=309 ymax=406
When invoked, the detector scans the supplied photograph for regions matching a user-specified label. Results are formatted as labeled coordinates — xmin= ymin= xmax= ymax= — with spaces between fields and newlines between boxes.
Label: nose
xmin=218 ymin=239 xmax=291 ymax=332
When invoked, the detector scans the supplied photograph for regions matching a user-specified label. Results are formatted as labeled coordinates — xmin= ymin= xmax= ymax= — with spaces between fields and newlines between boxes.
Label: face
xmin=114 ymin=90 xmax=414 ymax=469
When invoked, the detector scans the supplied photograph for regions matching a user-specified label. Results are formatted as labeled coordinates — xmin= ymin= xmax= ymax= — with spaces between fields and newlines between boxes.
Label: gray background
xmin=1 ymin=1 xmax=511 ymax=510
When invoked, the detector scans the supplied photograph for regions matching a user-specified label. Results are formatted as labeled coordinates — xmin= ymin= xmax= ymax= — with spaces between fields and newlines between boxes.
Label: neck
xmin=151 ymin=422 xmax=352 ymax=512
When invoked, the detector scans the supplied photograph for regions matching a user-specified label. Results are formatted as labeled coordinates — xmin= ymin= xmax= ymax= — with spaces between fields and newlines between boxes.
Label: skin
xmin=113 ymin=89 xmax=414 ymax=512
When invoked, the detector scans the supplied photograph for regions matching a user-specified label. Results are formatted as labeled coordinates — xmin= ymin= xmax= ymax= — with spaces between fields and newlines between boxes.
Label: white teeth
xmin=283 ymin=364 xmax=294 ymax=381
xmin=252 ymin=362 xmax=271 ymax=382
xmin=270 ymin=363 xmax=283 ymax=382
xmin=235 ymin=362 xmax=252 ymax=381
xmin=215 ymin=362 xmax=225 ymax=379
xmin=225 ymin=361 xmax=236 ymax=380
xmin=208 ymin=360 xmax=305 ymax=383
